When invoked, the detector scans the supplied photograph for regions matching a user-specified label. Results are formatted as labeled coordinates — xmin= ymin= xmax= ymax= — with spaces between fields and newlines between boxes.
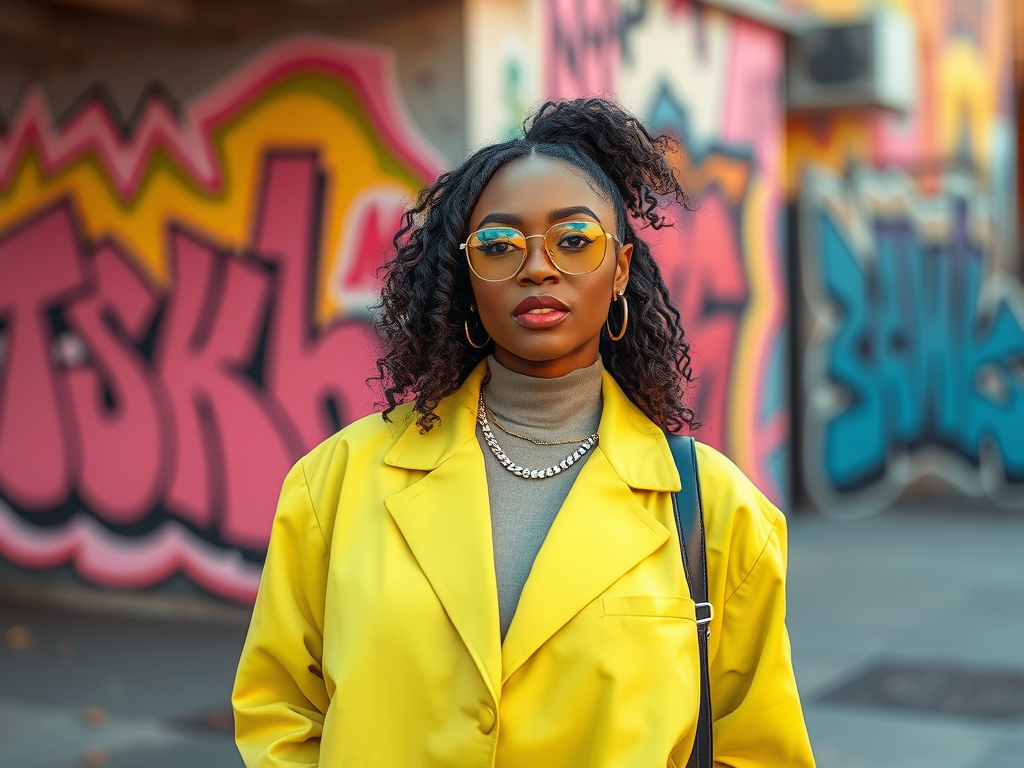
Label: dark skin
xmin=468 ymin=155 xmax=633 ymax=378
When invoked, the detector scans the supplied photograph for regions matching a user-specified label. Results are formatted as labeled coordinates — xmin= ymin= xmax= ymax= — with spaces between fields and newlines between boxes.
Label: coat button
xmin=477 ymin=704 xmax=496 ymax=734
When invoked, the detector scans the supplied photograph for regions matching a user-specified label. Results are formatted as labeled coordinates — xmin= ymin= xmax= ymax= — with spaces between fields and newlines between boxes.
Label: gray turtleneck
xmin=476 ymin=355 xmax=604 ymax=639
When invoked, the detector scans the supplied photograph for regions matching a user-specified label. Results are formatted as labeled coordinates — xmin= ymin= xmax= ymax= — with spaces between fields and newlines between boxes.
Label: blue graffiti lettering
xmin=816 ymin=195 xmax=1024 ymax=496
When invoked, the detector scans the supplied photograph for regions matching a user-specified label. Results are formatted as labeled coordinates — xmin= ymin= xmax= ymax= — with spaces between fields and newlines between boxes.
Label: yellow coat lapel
xmin=384 ymin=439 xmax=502 ymax=700
xmin=383 ymin=363 xmax=502 ymax=699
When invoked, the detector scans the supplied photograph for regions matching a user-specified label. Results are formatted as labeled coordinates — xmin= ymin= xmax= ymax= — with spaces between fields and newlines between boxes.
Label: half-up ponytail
xmin=374 ymin=97 xmax=698 ymax=433
xmin=525 ymin=98 xmax=692 ymax=229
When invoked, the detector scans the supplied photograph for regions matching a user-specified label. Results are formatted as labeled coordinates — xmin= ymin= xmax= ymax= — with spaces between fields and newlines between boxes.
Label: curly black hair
xmin=372 ymin=97 xmax=698 ymax=433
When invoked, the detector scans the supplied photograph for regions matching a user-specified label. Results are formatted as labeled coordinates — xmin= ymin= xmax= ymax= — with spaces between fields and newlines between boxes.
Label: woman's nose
xmin=517 ymin=235 xmax=560 ymax=284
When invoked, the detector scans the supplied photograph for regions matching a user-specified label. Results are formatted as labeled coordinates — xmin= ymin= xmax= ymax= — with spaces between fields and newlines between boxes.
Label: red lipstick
xmin=512 ymin=295 xmax=570 ymax=330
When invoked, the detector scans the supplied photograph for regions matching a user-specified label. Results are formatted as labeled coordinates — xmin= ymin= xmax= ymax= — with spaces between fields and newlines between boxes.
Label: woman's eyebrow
xmin=549 ymin=205 xmax=601 ymax=222
xmin=475 ymin=212 xmax=523 ymax=229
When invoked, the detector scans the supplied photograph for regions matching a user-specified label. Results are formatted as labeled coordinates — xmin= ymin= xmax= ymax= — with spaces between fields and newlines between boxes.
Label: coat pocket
xmin=602 ymin=595 xmax=697 ymax=620
xmin=600 ymin=595 xmax=701 ymax=741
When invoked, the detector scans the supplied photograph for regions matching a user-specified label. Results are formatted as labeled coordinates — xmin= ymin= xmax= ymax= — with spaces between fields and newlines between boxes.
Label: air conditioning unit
xmin=786 ymin=8 xmax=916 ymax=113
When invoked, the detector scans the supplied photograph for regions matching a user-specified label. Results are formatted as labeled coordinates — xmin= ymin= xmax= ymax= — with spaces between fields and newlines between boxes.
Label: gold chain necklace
xmin=484 ymin=404 xmax=591 ymax=446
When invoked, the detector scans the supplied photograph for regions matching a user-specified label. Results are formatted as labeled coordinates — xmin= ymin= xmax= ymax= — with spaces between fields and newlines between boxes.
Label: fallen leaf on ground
xmin=82 ymin=706 xmax=108 ymax=727
xmin=205 ymin=709 xmax=234 ymax=730
xmin=5 ymin=626 xmax=34 ymax=651
xmin=80 ymin=746 xmax=109 ymax=766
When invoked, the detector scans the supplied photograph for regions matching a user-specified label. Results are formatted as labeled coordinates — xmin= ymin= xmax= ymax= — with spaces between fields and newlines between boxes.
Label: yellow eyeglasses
xmin=460 ymin=221 xmax=618 ymax=282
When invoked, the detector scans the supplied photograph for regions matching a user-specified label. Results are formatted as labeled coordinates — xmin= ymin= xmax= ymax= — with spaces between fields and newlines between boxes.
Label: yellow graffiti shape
xmin=1 ymin=65 xmax=428 ymax=324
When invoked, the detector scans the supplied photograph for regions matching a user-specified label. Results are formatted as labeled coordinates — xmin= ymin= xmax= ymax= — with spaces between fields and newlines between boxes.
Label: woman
xmin=233 ymin=98 xmax=815 ymax=768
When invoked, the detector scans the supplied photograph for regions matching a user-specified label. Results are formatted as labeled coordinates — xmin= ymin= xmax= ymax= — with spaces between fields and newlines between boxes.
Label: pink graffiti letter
xmin=156 ymin=229 xmax=295 ymax=549
xmin=254 ymin=153 xmax=378 ymax=450
xmin=64 ymin=244 xmax=167 ymax=523
xmin=0 ymin=205 xmax=84 ymax=508
xmin=546 ymin=0 xmax=620 ymax=99
xmin=652 ymin=192 xmax=748 ymax=451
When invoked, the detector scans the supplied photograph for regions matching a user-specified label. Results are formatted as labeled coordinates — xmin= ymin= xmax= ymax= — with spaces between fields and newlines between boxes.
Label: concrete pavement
xmin=0 ymin=600 xmax=246 ymax=767
xmin=1 ymin=502 xmax=1022 ymax=767
xmin=788 ymin=503 xmax=1024 ymax=768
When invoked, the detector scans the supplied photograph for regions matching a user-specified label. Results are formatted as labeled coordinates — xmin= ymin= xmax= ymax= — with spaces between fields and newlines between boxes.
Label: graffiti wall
xmin=0 ymin=36 xmax=445 ymax=600
xmin=539 ymin=0 xmax=791 ymax=503
xmin=5 ymin=0 xmax=1012 ymax=600
xmin=791 ymin=0 xmax=1024 ymax=514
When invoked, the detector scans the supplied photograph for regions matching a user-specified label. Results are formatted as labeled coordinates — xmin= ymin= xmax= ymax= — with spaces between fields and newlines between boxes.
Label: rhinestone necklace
xmin=477 ymin=392 xmax=599 ymax=480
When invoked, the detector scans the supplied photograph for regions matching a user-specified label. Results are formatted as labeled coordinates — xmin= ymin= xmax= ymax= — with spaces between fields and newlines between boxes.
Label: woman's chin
xmin=492 ymin=336 xmax=602 ymax=373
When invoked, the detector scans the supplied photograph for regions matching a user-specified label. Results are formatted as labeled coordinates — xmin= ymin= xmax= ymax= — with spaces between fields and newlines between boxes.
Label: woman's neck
xmin=482 ymin=354 xmax=604 ymax=434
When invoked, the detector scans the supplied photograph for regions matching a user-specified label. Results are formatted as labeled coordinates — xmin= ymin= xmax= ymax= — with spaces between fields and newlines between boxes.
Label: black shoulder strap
xmin=666 ymin=434 xmax=713 ymax=768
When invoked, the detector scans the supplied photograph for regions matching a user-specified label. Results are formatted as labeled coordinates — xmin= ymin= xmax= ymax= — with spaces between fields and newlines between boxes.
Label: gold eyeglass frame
xmin=459 ymin=221 xmax=621 ymax=282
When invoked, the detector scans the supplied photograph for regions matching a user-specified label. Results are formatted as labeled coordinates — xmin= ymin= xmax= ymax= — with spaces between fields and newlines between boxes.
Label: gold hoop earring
xmin=606 ymin=292 xmax=628 ymax=341
xmin=465 ymin=305 xmax=491 ymax=349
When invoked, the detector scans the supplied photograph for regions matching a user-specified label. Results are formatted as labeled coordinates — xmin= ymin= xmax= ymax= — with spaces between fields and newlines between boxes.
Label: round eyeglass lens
xmin=544 ymin=221 xmax=608 ymax=275
xmin=466 ymin=227 xmax=527 ymax=281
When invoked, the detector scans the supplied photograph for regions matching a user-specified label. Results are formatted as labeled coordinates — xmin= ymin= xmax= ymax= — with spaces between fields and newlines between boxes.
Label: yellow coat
xmin=233 ymin=361 xmax=815 ymax=768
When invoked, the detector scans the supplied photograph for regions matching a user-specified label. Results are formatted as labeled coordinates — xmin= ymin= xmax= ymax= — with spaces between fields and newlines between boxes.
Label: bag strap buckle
xmin=695 ymin=601 xmax=714 ymax=638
